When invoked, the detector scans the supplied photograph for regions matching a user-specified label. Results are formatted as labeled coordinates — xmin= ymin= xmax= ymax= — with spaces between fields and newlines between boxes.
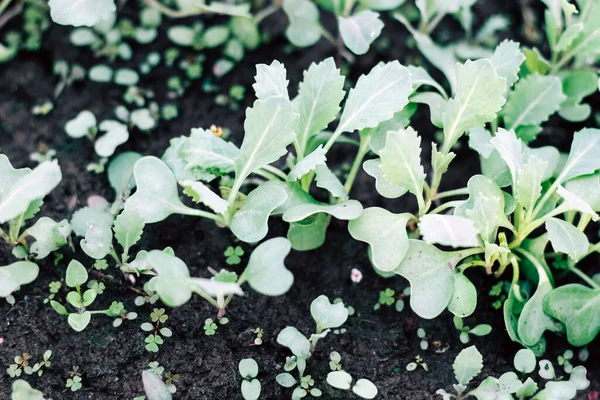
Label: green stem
xmin=192 ymin=288 xmax=220 ymax=308
xmin=109 ymin=247 xmax=123 ymax=267
xmin=343 ymin=137 xmax=370 ymax=195
xmin=569 ymin=266 xmax=600 ymax=289
xmin=261 ymin=165 xmax=288 ymax=180
xmin=426 ymin=11 xmax=447 ymax=34
xmin=254 ymin=169 xmax=282 ymax=181
xmin=428 ymin=200 xmax=464 ymax=215
xmin=8 ymin=213 xmax=24 ymax=243
xmin=458 ymin=259 xmax=487 ymax=272
xmin=511 ymin=202 xmax=570 ymax=249
xmin=254 ymin=3 xmax=279 ymax=23
xmin=577 ymin=213 xmax=592 ymax=232
xmin=0 ymin=0 xmax=13 ymax=16
xmin=0 ymin=226 xmax=10 ymax=243
xmin=432 ymin=187 xmax=469 ymax=200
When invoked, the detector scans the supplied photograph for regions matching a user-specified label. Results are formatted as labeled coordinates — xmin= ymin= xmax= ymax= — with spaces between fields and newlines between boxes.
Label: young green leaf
xmin=490 ymin=128 xmax=527 ymax=186
xmin=516 ymin=155 xmax=548 ymax=211
xmin=282 ymin=0 xmax=322 ymax=47
xmin=95 ymin=121 xmax=129 ymax=158
xmin=556 ymin=128 xmax=600 ymax=183
xmin=282 ymin=200 xmax=363 ymax=223
xmin=180 ymin=181 xmax=229 ymax=214
xmin=543 ymin=284 xmax=600 ymax=346
xmin=453 ymin=346 xmax=483 ymax=386
xmin=49 ymin=0 xmax=116 ymax=27
xmin=66 ymin=260 xmax=88 ymax=288
xmin=447 ymin=271 xmax=477 ymax=317
xmin=65 ymin=110 xmax=96 ymax=138
xmin=80 ymin=220 xmax=113 ymax=260
xmin=338 ymin=11 xmax=383 ymax=55
xmin=289 ymin=146 xmax=327 ymax=180
xmin=0 ymin=261 xmax=39 ymax=297
xmin=489 ymin=39 xmax=525 ymax=88
xmin=315 ymin=165 xmax=348 ymax=200
xmin=294 ymin=58 xmax=345 ymax=156
xmin=147 ymin=250 xmax=192 ymax=307
xmin=253 ymin=60 xmax=289 ymax=100
xmin=142 ymin=370 xmax=172 ymax=400
xmin=500 ymin=74 xmax=565 ymax=132
xmin=125 ymin=156 xmax=211 ymax=223
xmin=545 ymin=218 xmax=589 ymax=261
xmin=287 ymin=213 xmax=330 ymax=251
xmin=336 ymin=61 xmax=412 ymax=136
xmin=241 ymin=379 xmax=261 ymax=400
xmin=27 ymin=217 xmax=71 ymax=259
xmin=352 ymin=378 xmax=378 ymax=399
xmin=327 ymin=370 xmax=353 ymax=390
xmin=311 ymin=295 xmax=349 ymax=332
xmin=0 ymin=160 xmax=62 ymax=224
xmin=362 ymin=159 xmax=405 ymax=199
xmin=277 ymin=326 xmax=311 ymax=358
xmin=184 ymin=128 xmax=240 ymax=176
xmin=559 ymin=70 xmax=598 ymax=122
xmin=379 ymin=128 xmax=425 ymax=203
xmin=11 ymin=379 xmax=46 ymax=400
xmin=514 ymin=348 xmax=536 ymax=374
xmin=108 ymin=152 xmax=142 ymax=199
xmin=230 ymin=182 xmax=289 ymax=243
xmin=68 ymin=311 xmax=92 ymax=332
xmin=239 ymin=358 xmax=259 ymax=379
xmin=442 ymin=59 xmax=506 ymax=153
xmin=564 ymin=173 xmax=600 ymax=211
xmin=348 ymin=207 xmax=412 ymax=272
xmin=240 ymin=237 xmax=293 ymax=296
xmin=419 ymin=215 xmax=480 ymax=248
xmin=114 ymin=210 xmax=145 ymax=257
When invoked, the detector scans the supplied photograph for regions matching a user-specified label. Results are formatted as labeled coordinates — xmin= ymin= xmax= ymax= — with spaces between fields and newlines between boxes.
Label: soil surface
xmin=1 ymin=1 xmax=599 ymax=399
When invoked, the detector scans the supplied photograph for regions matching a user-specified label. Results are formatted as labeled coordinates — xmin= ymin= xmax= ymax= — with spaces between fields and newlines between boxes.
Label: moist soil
xmin=1 ymin=1 xmax=599 ymax=398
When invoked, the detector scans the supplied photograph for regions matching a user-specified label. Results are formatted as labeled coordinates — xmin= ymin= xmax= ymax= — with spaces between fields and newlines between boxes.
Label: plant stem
xmin=343 ymin=137 xmax=370 ymax=195
xmin=577 ymin=213 xmax=592 ymax=232
xmin=458 ymin=259 xmax=487 ymax=272
xmin=426 ymin=11 xmax=446 ymax=34
xmin=428 ymin=200 xmax=464 ymax=215
xmin=261 ymin=165 xmax=288 ymax=180
xmin=569 ymin=266 xmax=600 ymax=289
xmin=0 ymin=226 xmax=10 ymax=243
xmin=254 ymin=3 xmax=279 ymax=23
xmin=432 ymin=187 xmax=469 ymax=200
xmin=0 ymin=0 xmax=13 ymax=16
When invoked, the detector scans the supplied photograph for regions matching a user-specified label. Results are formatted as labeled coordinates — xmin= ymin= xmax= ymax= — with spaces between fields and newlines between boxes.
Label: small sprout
xmin=165 ymin=371 xmax=180 ymax=393
xmin=148 ymin=362 xmax=164 ymax=376
xmin=329 ymin=351 xmax=342 ymax=371
xmin=66 ymin=376 xmax=82 ymax=392
xmin=93 ymin=259 xmax=109 ymax=270
xmin=144 ymin=334 xmax=164 ymax=353
xmin=224 ymin=245 xmax=244 ymax=265
xmin=538 ymin=359 xmax=556 ymax=380
xmin=253 ymin=327 xmax=263 ymax=345
xmin=204 ymin=318 xmax=218 ymax=336
xmin=407 ymin=355 xmax=428 ymax=372
xmin=514 ymin=348 xmax=536 ymax=374
xmin=333 ymin=298 xmax=355 ymax=316
xmin=239 ymin=358 xmax=261 ymax=400
xmin=558 ymin=349 xmax=574 ymax=373
xmin=453 ymin=317 xmax=492 ymax=344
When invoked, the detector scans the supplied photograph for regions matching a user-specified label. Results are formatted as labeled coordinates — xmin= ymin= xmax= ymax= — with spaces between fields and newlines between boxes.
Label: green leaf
xmin=546 ymin=218 xmax=589 ymax=260
xmin=231 ymin=181 xmax=289 ymax=243
xmin=147 ymin=250 xmax=192 ymax=307
xmin=543 ymin=284 xmax=600 ymax=346
xmin=142 ymin=370 xmax=172 ymax=400
xmin=531 ymin=381 xmax=576 ymax=400
xmin=559 ymin=70 xmax=598 ymax=122
xmin=11 ymin=379 xmax=46 ymax=400
xmin=514 ymin=348 xmax=536 ymax=374
xmin=410 ymin=32 xmax=458 ymax=91
xmin=453 ymin=346 xmax=483 ymax=386
xmin=234 ymin=96 xmax=298 ymax=184
xmin=287 ymin=213 xmax=330 ymax=251
xmin=516 ymin=155 xmax=548 ymax=211
xmin=360 ymin=0 xmax=405 ymax=10
xmin=82 ymin=289 xmax=97 ymax=307
xmin=277 ymin=326 xmax=310 ymax=358
xmin=294 ymin=58 xmax=345 ymax=157
xmin=352 ymin=378 xmax=378 ymax=399
xmin=315 ymin=165 xmax=348 ymax=200
xmin=80 ymin=220 xmax=113 ymax=260
xmin=447 ymin=271 xmax=477 ymax=317
xmin=65 ymin=110 xmax=96 ymax=138
xmin=564 ymin=172 xmax=600 ymax=211
xmin=501 ymin=74 xmax=565 ymax=132
xmin=338 ymin=10 xmax=383 ymax=55
xmin=124 ymin=156 xmax=207 ymax=223
xmin=327 ymin=370 xmax=353 ymax=390
xmin=489 ymin=39 xmax=525 ymax=88
xmin=241 ymin=379 xmax=261 ymax=400
xmin=0 ymin=261 xmax=39 ymax=297
xmin=282 ymin=0 xmax=322 ymax=47
xmin=0 ymin=160 xmax=62 ymax=224
xmin=241 ymin=237 xmax=293 ymax=296
xmin=557 ymin=128 xmax=600 ymax=183
xmin=408 ymin=65 xmax=447 ymax=97
xmin=419 ymin=215 xmax=480 ymax=248
xmin=71 ymin=204 xmax=113 ymax=237
xmin=180 ymin=180 xmax=229 ymax=214
xmin=94 ymin=120 xmax=129 ymax=157
xmin=311 ymin=295 xmax=349 ymax=332
xmin=184 ymin=128 xmax=239 ymax=176
xmin=276 ymin=373 xmax=298 ymax=388
xmin=289 ymin=146 xmax=327 ymax=180
xmin=411 ymin=92 xmax=446 ymax=128
xmin=253 ymin=60 xmax=289 ymax=100
xmin=442 ymin=59 xmax=506 ymax=152
xmin=282 ymin=200 xmax=363 ymax=222
xmin=27 ymin=217 xmax=71 ymax=259
xmin=238 ymin=358 xmax=259 ymax=379
xmin=66 ymin=260 xmax=88 ymax=288
xmin=49 ymin=0 xmax=116 ymax=27
xmin=379 ymin=128 xmax=425 ymax=201
xmin=50 ymin=300 xmax=68 ymax=316
xmin=393 ymin=240 xmax=462 ymax=318
xmin=362 ymin=159 xmax=405 ymax=199
xmin=0 ymin=154 xmax=30 ymax=199
xmin=337 ymin=61 xmax=412 ymax=135
xmin=108 ymin=152 xmax=142 ymax=199
xmin=490 ymin=128 xmax=527 ymax=186
xmin=114 ymin=210 xmax=145 ymax=257
xmin=348 ymin=207 xmax=412 ymax=272
xmin=68 ymin=311 xmax=92 ymax=332
xmin=516 ymin=378 xmax=538 ymax=398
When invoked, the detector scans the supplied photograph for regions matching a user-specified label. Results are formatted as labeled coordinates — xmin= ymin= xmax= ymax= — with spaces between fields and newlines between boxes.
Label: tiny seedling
xmin=66 ymin=367 xmax=83 ymax=392
xmin=203 ymin=318 xmax=218 ymax=336
xmin=406 ymin=355 xmax=429 ymax=372
xmin=224 ymin=245 xmax=244 ymax=265
xmin=327 ymin=365 xmax=378 ymax=399
xmin=141 ymin=308 xmax=172 ymax=352
xmin=453 ymin=317 xmax=492 ymax=344
xmin=239 ymin=358 xmax=261 ymax=400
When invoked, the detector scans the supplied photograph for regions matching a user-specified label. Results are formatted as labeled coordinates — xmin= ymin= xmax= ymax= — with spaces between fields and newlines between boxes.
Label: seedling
xmin=10 ymin=380 xmax=46 ymax=400
xmin=253 ymin=327 xmax=264 ymax=345
xmin=326 ymin=355 xmax=378 ymax=399
xmin=406 ymin=355 xmax=428 ymax=372
xmin=141 ymin=308 xmax=172 ymax=352
xmin=66 ymin=367 xmax=83 ymax=392
xmin=453 ymin=317 xmax=492 ymax=344
xmin=239 ymin=358 xmax=261 ymax=400
xmin=224 ymin=245 xmax=244 ymax=265
xmin=203 ymin=318 xmax=218 ymax=336
xmin=329 ymin=351 xmax=342 ymax=371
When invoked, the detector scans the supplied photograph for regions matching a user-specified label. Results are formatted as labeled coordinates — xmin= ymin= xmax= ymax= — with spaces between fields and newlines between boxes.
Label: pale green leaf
xmin=546 ymin=218 xmax=588 ymax=260
xmin=253 ymin=60 xmax=289 ymax=100
xmin=0 ymin=154 xmax=30 ymax=199
xmin=68 ymin=312 xmax=91 ymax=332
xmin=277 ymin=326 xmax=310 ymax=358
xmin=282 ymin=0 xmax=321 ymax=47
xmin=27 ymin=217 xmax=71 ymax=259
xmin=557 ymin=128 xmax=600 ymax=183
xmin=241 ymin=379 xmax=261 ymax=400
xmin=379 ymin=128 xmax=424 ymax=199
xmin=0 ymin=261 xmax=39 ymax=297
xmin=411 ymin=92 xmax=446 ymax=128
xmin=327 ymin=370 xmax=353 ymax=390
xmin=80 ymin=219 xmax=112 ymax=260
xmin=107 ymin=152 xmax=142 ymax=199
xmin=338 ymin=10 xmax=383 ymax=55
xmin=419 ymin=214 xmax=480 ymax=248
xmin=315 ymin=165 xmax=348 ymax=200
xmin=289 ymin=146 xmax=326 ymax=180
xmin=241 ymin=237 xmax=293 ymax=296
xmin=490 ymin=128 xmax=527 ymax=186
xmin=66 ymin=260 xmax=87 ymax=288
xmin=556 ymin=185 xmax=599 ymax=220
xmin=11 ymin=379 xmax=46 ymax=400
xmin=180 ymin=180 xmax=229 ymax=214
xmin=287 ymin=212 xmax=330 ymax=251
xmin=0 ymin=160 xmax=62 ymax=224
xmin=94 ymin=120 xmax=129 ymax=157
xmin=408 ymin=65 xmax=447 ymax=98
xmin=49 ymin=0 xmax=116 ymax=27
xmin=348 ymin=207 xmax=411 ymax=272
xmin=114 ymin=210 xmax=145 ymax=257
xmin=513 ymin=349 xmax=536 ymax=374
xmin=453 ymin=346 xmax=483 ymax=386
xmin=337 ymin=61 xmax=412 ymax=135
xmin=294 ymin=58 xmax=345 ymax=156
xmin=311 ymin=295 xmax=348 ymax=331
xmin=559 ymin=70 xmax=598 ymax=122
xmin=442 ymin=59 xmax=506 ymax=152
xmin=516 ymin=155 xmax=548 ymax=211
xmin=352 ymin=379 xmax=378 ymax=399
xmin=489 ymin=39 xmax=525 ymax=88
xmin=448 ymin=271 xmax=477 ymax=317
xmin=360 ymin=0 xmax=405 ymax=10
xmin=564 ymin=173 xmax=600 ymax=211
xmin=362 ymin=159 xmax=405 ymax=199
xmin=501 ymin=74 xmax=565 ymax=131
xmin=65 ymin=110 xmax=96 ymax=138
xmin=184 ymin=128 xmax=239 ymax=176
xmin=143 ymin=370 xmax=172 ymax=400
xmin=282 ymin=200 xmax=363 ymax=222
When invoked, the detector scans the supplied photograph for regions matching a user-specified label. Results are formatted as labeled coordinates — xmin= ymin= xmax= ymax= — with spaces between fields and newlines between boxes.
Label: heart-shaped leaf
xmin=146 ymin=250 xmax=192 ymax=307
xmin=68 ymin=311 xmax=92 ymax=332
xmin=80 ymin=219 xmax=113 ymax=260
xmin=310 ymin=295 xmax=349 ymax=332
xmin=352 ymin=378 xmax=378 ymax=399
xmin=66 ymin=260 xmax=88 ymax=288
xmin=240 ymin=237 xmax=293 ymax=296
xmin=241 ymin=379 xmax=261 ymax=400
xmin=277 ymin=326 xmax=310 ymax=358
xmin=338 ymin=10 xmax=383 ymax=55
xmin=282 ymin=0 xmax=321 ymax=47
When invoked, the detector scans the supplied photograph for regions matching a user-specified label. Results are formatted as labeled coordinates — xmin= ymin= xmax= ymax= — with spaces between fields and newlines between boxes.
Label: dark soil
xmin=1 ymin=1 xmax=599 ymax=399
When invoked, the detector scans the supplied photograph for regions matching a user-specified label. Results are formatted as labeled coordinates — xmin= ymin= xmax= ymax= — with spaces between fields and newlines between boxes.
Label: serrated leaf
xmin=546 ymin=218 xmax=588 ymax=260
xmin=419 ymin=215 xmax=480 ymax=248
xmin=180 ymin=180 xmax=229 ymax=214
xmin=337 ymin=61 xmax=412 ymax=135
xmin=501 ymin=74 xmax=565 ymax=131
xmin=453 ymin=346 xmax=483 ymax=386
xmin=114 ymin=210 xmax=145 ymax=257
xmin=27 ymin=217 xmax=71 ymax=259
xmin=282 ymin=0 xmax=322 ymax=47
xmin=0 ymin=160 xmax=62 ymax=224
xmin=557 ymin=128 xmax=600 ymax=183
xmin=240 ymin=237 xmax=293 ymax=296
xmin=315 ymin=165 xmax=348 ymax=200
xmin=394 ymin=240 xmax=463 ymax=318
xmin=184 ymin=128 xmax=240 ymax=176
xmin=311 ymin=295 xmax=348 ymax=331
xmin=49 ymin=0 xmax=116 ymax=27
xmin=338 ymin=10 xmax=383 ymax=55
xmin=442 ymin=59 xmax=506 ymax=152
xmin=379 ymin=128 xmax=424 ymax=200
xmin=289 ymin=146 xmax=327 ymax=180
xmin=0 ymin=261 xmax=39 ymax=297
xmin=124 ymin=156 xmax=208 ymax=223
xmin=234 ymin=96 xmax=298 ymax=184
xmin=348 ymin=207 xmax=412 ymax=272
xmin=489 ymin=39 xmax=525 ymax=88
xmin=282 ymin=200 xmax=362 ymax=222
xmin=516 ymin=155 xmax=548 ymax=211
xmin=294 ymin=58 xmax=345 ymax=156
xmin=362 ymin=159 xmax=405 ymax=199
xmin=253 ymin=60 xmax=289 ymax=100
xmin=230 ymin=181 xmax=289 ymax=243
